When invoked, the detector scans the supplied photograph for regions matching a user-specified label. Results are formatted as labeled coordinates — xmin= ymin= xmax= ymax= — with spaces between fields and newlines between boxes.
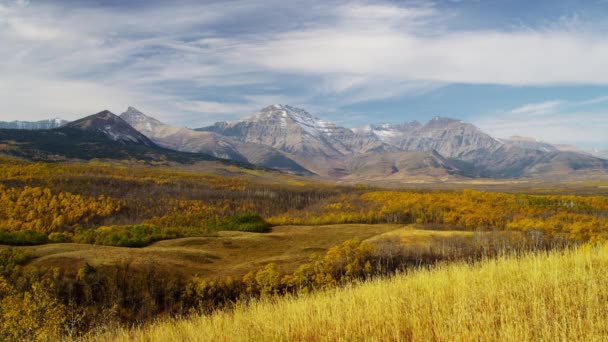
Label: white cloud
xmin=233 ymin=28 xmax=608 ymax=86
xmin=578 ymin=95 xmax=608 ymax=106
xmin=6 ymin=18 xmax=63 ymax=40
xmin=510 ymin=101 xmax=564 ymax=116
xmin=0 ymin=0 xmax=607 ymax=134
xmin=175 ymin=101 xmax=254 ymax=116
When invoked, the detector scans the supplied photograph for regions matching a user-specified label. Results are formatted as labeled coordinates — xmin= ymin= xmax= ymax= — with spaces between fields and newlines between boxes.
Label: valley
xmin=0 ymin=106 xmax=607 ymax=341
xmin=9 ymin=224 xmax=470 ymax=279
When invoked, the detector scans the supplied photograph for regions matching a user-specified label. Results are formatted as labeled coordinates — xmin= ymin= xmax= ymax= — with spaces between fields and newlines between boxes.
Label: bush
xmin=72 ymin=225 xmax=171 ymax=247
xmin=48 ymin=232 xmax=74 ymax=243
xmin=0 ymin=230 xmax=48 ymax=246
xmin=72 ymin=224 xmax=212 ymax=247
xmin=217 ymin=214 xmax=270 ymax=233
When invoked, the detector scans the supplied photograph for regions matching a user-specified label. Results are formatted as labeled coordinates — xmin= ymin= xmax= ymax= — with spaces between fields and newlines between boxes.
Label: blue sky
xmin=1 ymin=0 xmax=608 ymax=149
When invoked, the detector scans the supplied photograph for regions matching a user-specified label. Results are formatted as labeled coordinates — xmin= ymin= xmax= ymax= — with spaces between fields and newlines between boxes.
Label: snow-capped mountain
xmin=196 ymin=105 xmax=608 ymax=179
xmin=0 ymin=118 xmax=67 ymax=130
xmin=119 ymin=106 xmax=311 ymax=174
xmin=64 ymin=110 xmax=155 ymax=146
xmin=355 ymin=117 xmax=501 ymax=160
xmin=199 ymin=104 xmax=390 ymax=157
xmin=3 ymin=104 xmax=605 ymax=180
xmin=119 ymin=107 xmax=164 ymax=132
xmin=199 ymin=105 xmax=344 ymax=156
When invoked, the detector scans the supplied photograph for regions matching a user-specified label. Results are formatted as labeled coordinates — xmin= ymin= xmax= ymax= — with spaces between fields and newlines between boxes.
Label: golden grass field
xmin=97 ymin=243 xmax=608 ymax=342
xmin=9 ymin=224 xmax=469 ymax=279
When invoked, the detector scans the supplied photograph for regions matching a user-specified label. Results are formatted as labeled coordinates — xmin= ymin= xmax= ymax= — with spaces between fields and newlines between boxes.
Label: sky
xmin=1 ymin=0 xmax=608 ymax=149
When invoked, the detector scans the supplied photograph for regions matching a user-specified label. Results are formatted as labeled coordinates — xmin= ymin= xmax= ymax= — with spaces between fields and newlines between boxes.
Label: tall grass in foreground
xmin=97 ymin=245 xmax=608 ymax=341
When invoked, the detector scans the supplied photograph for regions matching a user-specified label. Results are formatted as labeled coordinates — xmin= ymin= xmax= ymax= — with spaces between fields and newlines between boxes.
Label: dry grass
xmin=14 ymin=224 xmax=451 ymax=278
xmin=97 ymin=244 xmax=608 ymax=341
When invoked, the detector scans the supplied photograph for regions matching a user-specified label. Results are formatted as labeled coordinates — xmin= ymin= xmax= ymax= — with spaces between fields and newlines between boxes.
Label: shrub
xmin=219 ymin=214 xmax=270 ymax=233
xmin=48 ymin=232 xmax=74 ymax=243
xmin=0 ymin=230 xmax=48 ymax=246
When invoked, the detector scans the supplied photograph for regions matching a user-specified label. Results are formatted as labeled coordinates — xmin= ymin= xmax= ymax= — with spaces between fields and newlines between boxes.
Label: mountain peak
xmin=241 ymin=104 xmax=336 ymax=138
xmin=120 ymin=107 xmax=164 ymax=131
xmin=65 ymin=110 xmax=155 ymax=146
xmin=66 ymin=110 xmax=120 ymax=129
xmin=426 ymin=116 xmax=463 ymax=128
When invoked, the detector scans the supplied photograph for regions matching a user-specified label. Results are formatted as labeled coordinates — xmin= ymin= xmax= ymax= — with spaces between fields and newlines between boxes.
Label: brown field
xmin=3 ymin=224 xmax=470 ymax=279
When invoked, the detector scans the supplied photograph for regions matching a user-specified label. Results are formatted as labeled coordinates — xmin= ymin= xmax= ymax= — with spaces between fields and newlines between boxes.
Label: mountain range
xmin=0 ymin=111 xmax=247 ymax=165
xmin=0 ymin=118 xmax=67 ymax=130
xmin=195 ymin=105 xmax=608 ymax=180
xmin=2 ymin=105 xmax=607 ymax=181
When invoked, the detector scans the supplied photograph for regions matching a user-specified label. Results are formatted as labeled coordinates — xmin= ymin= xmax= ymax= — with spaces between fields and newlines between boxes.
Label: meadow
xmin=99 ymin=243 xmax=608 ymax=342
xmin=17 ymin=224 xmax=413 ymax=278
xmin=1 ymin=157 xmax=607 ymax=340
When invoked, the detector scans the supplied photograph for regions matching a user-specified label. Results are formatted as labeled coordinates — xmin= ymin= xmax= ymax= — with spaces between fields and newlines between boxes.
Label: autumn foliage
xmin=269 ymin=190 xmax=608 ymax=241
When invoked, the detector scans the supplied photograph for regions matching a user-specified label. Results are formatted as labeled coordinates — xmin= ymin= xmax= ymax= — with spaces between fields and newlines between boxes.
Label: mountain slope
xmin=0 ymin=111 xmax=239 ymax=164
xmin=119 ymin=107 xmax=311 ymax=174
xmin=500 ymin=136 xmax=558 ymax=153
xmin=120 ymin=107 xmax=246 ymax=161
xmin=523 ymin=151 xmax=608 ymax=178
xmin=343 ymin=150 xmax=462 ymax=181
xmin=0 ymin=118 xmax=67 ymax=130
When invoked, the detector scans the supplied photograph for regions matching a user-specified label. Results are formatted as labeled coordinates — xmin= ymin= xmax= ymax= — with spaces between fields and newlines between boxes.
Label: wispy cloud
xmin=510 ymin=101 xmax=564 ymax=116
xmin=578 ymin=95 xmax=608 ymax=105
xmin=0 ymin=0 xmax=607 ymax=142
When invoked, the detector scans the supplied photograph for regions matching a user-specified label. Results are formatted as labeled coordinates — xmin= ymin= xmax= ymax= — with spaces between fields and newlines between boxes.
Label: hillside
xmin=99 ymin=244 xmax=608 ymax=341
